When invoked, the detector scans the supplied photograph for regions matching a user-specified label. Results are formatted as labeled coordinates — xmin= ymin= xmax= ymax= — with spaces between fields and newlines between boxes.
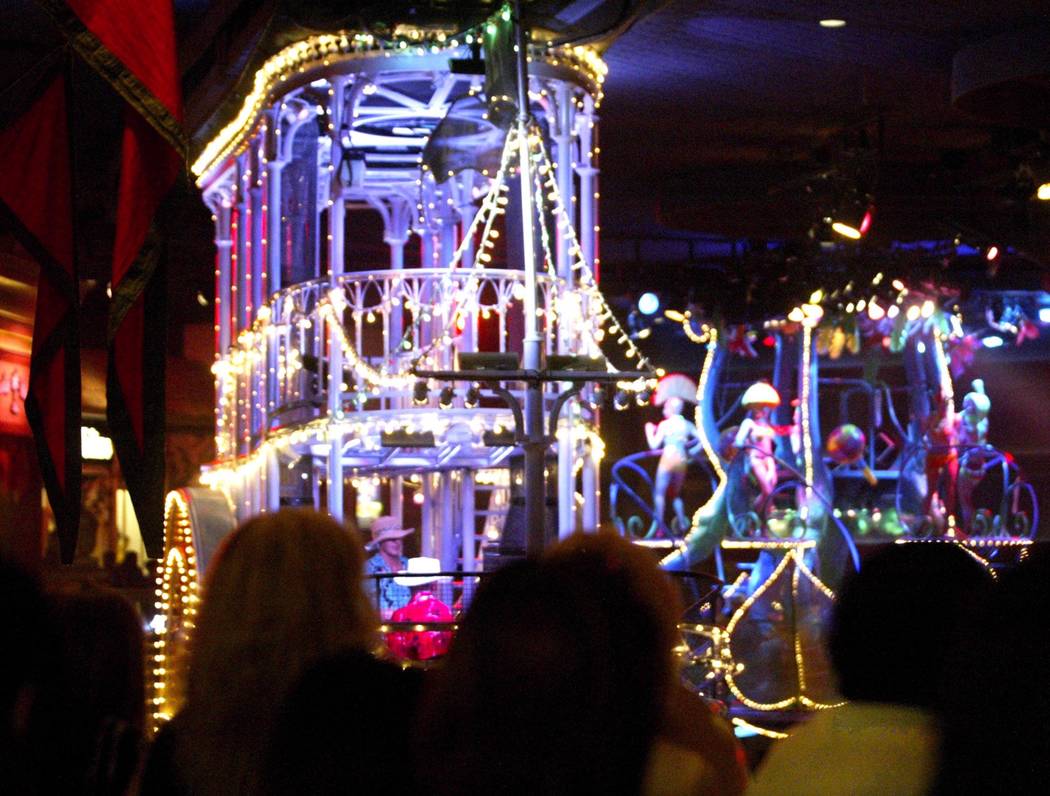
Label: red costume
xmin=386 ymin=591 xmax=453 ymax=661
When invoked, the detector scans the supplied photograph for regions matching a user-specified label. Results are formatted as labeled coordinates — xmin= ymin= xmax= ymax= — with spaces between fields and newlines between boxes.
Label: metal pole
xmin=513 ymin=0 xmax=546 ymax=556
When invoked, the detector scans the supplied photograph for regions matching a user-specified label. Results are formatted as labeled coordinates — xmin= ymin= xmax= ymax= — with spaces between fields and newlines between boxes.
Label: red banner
xmin=0 ymin=73 xmax=81 ymax=561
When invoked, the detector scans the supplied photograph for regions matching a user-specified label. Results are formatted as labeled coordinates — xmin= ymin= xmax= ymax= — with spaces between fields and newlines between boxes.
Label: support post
xmin=327 ymin=434 xmax=344 ymax=523
xmin=460 ymin=471 xmax=476 ymax=571
xmin=513 ymin=0 xmax=547 ymax=556
xmin=440 ymin=472 xmax=457 ymax=571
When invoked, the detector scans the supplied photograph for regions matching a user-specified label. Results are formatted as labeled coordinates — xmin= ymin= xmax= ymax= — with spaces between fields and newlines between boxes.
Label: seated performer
xmin=364 ymin=516 xmax=413 ymax=619
xmin=645 ymin=396 xmax=700 ymax=536
xmin=923 ymin=393 xmax=959 ymax=529
xmin=733 ymin=382 xmax=785 ymax=516
xmin=386 ymin=557 xmax=453 ymax=662
xmin=957 ymin=379 xmax=991 ymax=530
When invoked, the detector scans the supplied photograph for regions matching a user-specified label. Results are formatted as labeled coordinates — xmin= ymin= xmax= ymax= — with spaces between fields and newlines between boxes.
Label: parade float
xmin=612 ymin=272 xmax=1041 ymax=729
xmin=148 ymin=7 xmax=667 ymax=724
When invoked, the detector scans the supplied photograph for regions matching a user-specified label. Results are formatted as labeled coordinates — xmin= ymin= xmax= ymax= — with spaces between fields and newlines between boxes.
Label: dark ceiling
xmin=3 ymin=0 xmax=1050 ymax=353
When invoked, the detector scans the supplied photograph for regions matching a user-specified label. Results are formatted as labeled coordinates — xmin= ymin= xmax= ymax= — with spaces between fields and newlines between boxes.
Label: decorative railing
xmin=213 ymin=267 xmax=578 ymax=462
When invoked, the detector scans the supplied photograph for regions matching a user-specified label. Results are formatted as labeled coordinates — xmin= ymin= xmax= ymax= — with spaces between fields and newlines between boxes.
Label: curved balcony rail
xmin=213 ymin=267 xmax=595 ymax=469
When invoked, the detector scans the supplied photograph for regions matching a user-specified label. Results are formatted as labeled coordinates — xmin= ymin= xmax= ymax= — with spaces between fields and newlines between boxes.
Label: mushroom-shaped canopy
xmin=654 ymin=373 xmax=698 ymax=406
xmin=740 ymin=381 xmax=781 ymax=409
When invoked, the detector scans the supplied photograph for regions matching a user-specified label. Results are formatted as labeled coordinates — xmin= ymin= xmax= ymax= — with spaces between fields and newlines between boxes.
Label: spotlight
xmin=638 ymin=292 xmax=660 ymax=316
xmin=613 ymin=390 xmax=630 ymax=411
xmin=1038 ymin=307 xmax=1050 ymax=324
xmin=438 ymin=386 xmax=455 ymax=409
xmin=985 ymin=245 xmax=1000 ymax=261
xmin=982 ymin=334 xmax=1005 ymax=349
xmin=464 ymin=384 xmax=481 ymax=408
xmin=636 ymin=387 xmax=654 ymax=406
xmin=412 ymin=381 xmax=429 ymax=405
xmin=592 ymin=384 xmax=606 ymax=405
xmin=1037 ymin=182 xmax=1050 ymax=201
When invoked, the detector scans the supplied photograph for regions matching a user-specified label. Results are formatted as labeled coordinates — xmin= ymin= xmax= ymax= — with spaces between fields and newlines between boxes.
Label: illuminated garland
xmin=192 ymin=27 xmax=606 ymax=181
xmin=723 ymin=546 xmax=843 ymax=712
xmin=531 ymin=134 xmax=656 ymax=389
xmin=693 ymin=329 xmax=725 ymax=481
xmin=151 ymin=491 xmax=200 ymax=729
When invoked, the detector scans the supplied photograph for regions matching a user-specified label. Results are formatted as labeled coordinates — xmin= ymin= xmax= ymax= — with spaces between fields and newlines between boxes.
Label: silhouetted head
xmin=178 ymin=509 xmax=377 ymax=795
xmin=828 ymin=542 xmax=991 ymax=709
xmin=419 ymin=532 xmax=681 ymax=794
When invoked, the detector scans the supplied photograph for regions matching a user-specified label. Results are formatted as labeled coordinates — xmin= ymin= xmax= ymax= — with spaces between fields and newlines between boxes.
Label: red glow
xmin=762 ymin=335 xmax=776 ymax=347
xmin=859 ymin=208 xmax=873 ymax=235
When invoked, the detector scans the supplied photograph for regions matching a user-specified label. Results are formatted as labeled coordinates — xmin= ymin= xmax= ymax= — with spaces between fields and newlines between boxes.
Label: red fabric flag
xmin=42 ymin=0 xmax=185 ymax=556
xmin=0 ymin=74 xmax=81 ymax=562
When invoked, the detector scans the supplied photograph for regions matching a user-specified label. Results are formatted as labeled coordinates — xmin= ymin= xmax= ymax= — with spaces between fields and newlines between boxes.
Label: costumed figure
xmin=957 ymin=379 xmax=991 ymax=530
xmin=922 ymin=392 xmax=959 ymax=530
xmin=385 ymin=557 xmax=453 ymax=662
xmin=733 ymin=382 xmax=786 ymax=517
xmin=645 ymin=375 xmax=700 ymax=537
xmin=364 ymin=515 xmax=413 ymax=619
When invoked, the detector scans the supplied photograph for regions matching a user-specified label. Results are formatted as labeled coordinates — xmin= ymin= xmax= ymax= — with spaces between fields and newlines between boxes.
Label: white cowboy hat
xmin=370 ymin=515 xmax=414 ymax=545
xmin=393 ymin=556 xmax=451 ymax=587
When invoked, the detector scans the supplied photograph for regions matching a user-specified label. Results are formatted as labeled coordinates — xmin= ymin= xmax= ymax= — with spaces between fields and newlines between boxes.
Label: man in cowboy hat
xmin=364 ymin=516 xmax=414 ymax=618
xmin=385 ymin=557 xmax=453 ymax=662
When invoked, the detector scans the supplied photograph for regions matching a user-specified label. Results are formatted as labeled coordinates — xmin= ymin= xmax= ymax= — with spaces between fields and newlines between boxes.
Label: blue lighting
xmin=634 ymin=294 xmax=659 ymax=317
xmin=638 ymin=292 xmax=660 ymax=315
xmin=982 ymin=335 xmax=1005 ymax=349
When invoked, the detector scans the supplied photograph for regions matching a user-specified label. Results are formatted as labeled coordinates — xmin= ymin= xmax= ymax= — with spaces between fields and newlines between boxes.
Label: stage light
xmin=636 ymin=387 xmax=654 ymax=406
xmin=412 ymin=381 xmax=429 ymax=405
xmin=831 ymin=221 xmax=862 ymax=239
xmin=819 ymin=19 xmax=846 ymax=28
xmin=982 ymin=335 xmax=1005 ymax=349
xmin=831 ymin=206 xmax=873 ymax=240
xmin=986 ymin=245 xmax=1000 ymax=261
xmin=464 ymin=384 xmax=481 ymax=408
xmin=1038 ymin=182 xmax=1050 ymax=200
xmin=1038 ymin=307 xmax=1050 ymax=324
xmin=638 ymin=292 xmax=660 ymax=315
xmin=438 ymin=386 xmax=455 ymax=408
xmin=613 ymin=390 xmax=630 ymax=411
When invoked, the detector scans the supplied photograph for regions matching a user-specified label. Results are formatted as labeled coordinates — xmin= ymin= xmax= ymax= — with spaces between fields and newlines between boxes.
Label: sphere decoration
xmin=826 ymin=423 xmax=865 ymax=464
xmin=826 ymin=424 xmax=877 ymax=486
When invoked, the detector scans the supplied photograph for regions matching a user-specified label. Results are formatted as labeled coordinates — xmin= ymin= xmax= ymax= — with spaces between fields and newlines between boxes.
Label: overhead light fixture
xmin=412 ymin=381 xmax=429 ymax=405
xmin=1037 ymin=182 xmax=1050 ymax=200
xmin=464 ymin=384 xmax=481 ymax=408
xmin=819 ymin=19 xmax=847 ymax=28
xmin=438 ymin=386 xmax=455 ymax=409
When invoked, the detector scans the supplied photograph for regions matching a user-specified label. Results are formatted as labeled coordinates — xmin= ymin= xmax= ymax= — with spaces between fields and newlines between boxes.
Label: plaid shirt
xmin=365 ymin=553 xmax=410 ymax=617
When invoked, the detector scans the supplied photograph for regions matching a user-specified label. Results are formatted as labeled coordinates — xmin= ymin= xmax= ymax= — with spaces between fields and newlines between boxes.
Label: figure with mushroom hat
xmin=957 ymin=379 xmax=992 ymax=530
xmin=644 ymin=374 xmax=701 ymax=537
xmin=733 ymin=381 xmax=791 ymax=517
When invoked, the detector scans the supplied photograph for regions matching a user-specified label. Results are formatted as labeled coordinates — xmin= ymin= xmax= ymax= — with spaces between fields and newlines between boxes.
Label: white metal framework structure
xmin=191 ymin=29 xmax=618 ymax=570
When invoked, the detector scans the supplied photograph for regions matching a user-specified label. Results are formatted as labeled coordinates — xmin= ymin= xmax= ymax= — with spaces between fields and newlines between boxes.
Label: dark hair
xmin=934 ymin=547 xmax=1050 ymax=793
xmin=0 ymin=559 xmax=58 ymax=793
xmin=828 ymin=542 xmax=991 ymax=708
xmin=417 ymin=533 xmax=681 ymax=794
